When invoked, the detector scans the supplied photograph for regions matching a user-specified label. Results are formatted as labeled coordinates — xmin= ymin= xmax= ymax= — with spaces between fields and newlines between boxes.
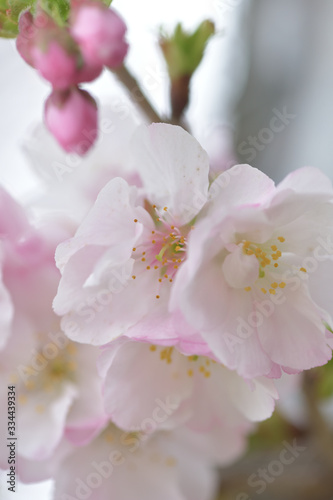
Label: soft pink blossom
xmin=31 ymin=40 xmax=79 ymax=90
xmin=53 ymin=124 xmax=210 ymax=344
xmin=44 ymin=87 xmax=98 ymax=155
xmin=71 ymin=4 xmax=128 ymax=68
xmin=17 ymin=421 xmax=241 ymax=500
xmin=0 ymin=189 xmax=106 ymax=466
xmin=171 ymin=165 xmax=333 ymax=378
xmin=99 ymin=337 xmax=278 ymax=433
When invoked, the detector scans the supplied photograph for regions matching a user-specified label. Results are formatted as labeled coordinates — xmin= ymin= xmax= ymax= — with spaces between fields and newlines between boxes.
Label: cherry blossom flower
xmin=99 ymin=337 xmax=278 ymax=433
xmin=18 ymin=420 xmax=241 ymax=500
xmin=171 ymin=165 xmax=333 ymax=379
xmin=0 ymin=189 xmax=106 ymax=464
xmin=0 ymin=333 xmax=106 ymax=463
xmin=53 ymin=124 xmax=210 ymax=345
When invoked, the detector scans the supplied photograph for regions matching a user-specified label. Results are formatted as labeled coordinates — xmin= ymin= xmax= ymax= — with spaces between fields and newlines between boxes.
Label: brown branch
xmin=112 ymin=65 xmax=164 ymax=124
xmin=112 ymin=65 xmax=190 ymax=131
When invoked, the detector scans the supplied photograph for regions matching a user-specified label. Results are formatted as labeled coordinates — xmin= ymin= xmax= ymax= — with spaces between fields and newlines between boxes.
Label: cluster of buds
xmin=16 ymin=1 xmax=128 ymax=154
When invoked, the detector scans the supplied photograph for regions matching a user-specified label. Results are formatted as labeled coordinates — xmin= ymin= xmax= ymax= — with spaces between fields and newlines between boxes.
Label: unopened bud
xmin=44 ymin=87 xmax=98 ymax=155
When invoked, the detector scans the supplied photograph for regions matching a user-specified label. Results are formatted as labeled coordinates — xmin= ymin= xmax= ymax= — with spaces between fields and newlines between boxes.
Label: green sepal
xmin=160 ymin=20 xmax=215 ymax=81
xmin=0 ymin=10 xmax=18 ymax=37
xmin=0 ymin=0 xmax=36 ymax=37
xmin=38 ymin=0 xmax=70 ymax=26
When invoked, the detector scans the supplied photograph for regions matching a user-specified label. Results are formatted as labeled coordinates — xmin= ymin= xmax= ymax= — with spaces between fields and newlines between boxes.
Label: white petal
xmin=131 ymin=124 xmax=210 ymax=225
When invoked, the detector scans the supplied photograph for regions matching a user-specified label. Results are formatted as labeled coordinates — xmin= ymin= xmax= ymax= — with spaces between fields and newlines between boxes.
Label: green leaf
xmin=160 ymin=20 xmax=215 ymax=81
xmin=38 ymin=0 xmax=70 ymax=26
xmin=0 ymin=10 xmax=18 ymax=37
xmin=0 ymin=0 xmax=36 ymax=37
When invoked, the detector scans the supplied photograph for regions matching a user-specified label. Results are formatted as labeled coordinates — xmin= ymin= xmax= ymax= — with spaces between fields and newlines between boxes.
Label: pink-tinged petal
xmin=64 ymin=424 xmax=105 ymax=447
xmin=174 ymin=425 xmax=248 ymax=468
xmin=17 ymin=383 xmax=78 ymax=460
xmin=222 ymin=245 xmax=259 ymax=288
xmin=53 ymin=426 xmax=186 ymax=500
xmin=185 ymin=362 xmax=277 ymax=430
xmin=266 ymin=168 xmax=333 ymax=229
xmin=17 ymin=440 xmax=73 ymax=484
xmin=65 ymin=345 xmax=107 ymax=437
xmin=0 ymin=268 xmax=14 ymax=350
xmin=276 ymin=166 xmax=333 ymax=195
xmin=131 ymin=124 xmax=210 ymax=225
xmin=258 ymin=287 xmax=332 ymax=370
xmin=55 ymin=177 xmax=144 ymax=271
xmin=101 ymin=339 xmax=192 ymax=430
xmin=172 ymin=259 xmax=275 ymax=378
xmin=0 ymin=187 xmax=30 ymax=239
xmin=176 ymin=456 xmax=218 ymax=500
xmin=59 ymin=260 xmax=161 ymax=345
xmin=53 ymin=245 xmax=107 ymax=316
xmin=221 ymin=374 xmax=278 ymax=422
xmin=126 ymin=303 xmax=200 ymax=345
xmin=208 ymin=164 xmax=275 ymax=208
xmin=308 ymin=256 xmax=333 ymax=319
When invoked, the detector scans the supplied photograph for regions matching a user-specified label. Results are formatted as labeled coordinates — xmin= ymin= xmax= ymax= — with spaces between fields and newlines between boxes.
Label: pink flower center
xmin=131 ymin=206 xmax=192 ymax=299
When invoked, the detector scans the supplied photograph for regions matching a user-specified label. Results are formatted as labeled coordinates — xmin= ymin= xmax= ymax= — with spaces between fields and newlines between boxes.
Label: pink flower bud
xmin=17 ymin=9 xmax=103 ymax=87
xmin=31 ymin=30 xmax=83 ymax=89
xmin=75 ymin=62 xmax=103 ymax=85
xmin=31 ymin=43 xmax=76 ymax=89
xmin=16 ymin=11 xmax=36 ymax=66
xmin=71 ymin=4 xmax=128 ymax=68
xmin=16 ymin=9 xmax=57 ymax=67
xmin=44 ymin=87 xmax=98 ymax=155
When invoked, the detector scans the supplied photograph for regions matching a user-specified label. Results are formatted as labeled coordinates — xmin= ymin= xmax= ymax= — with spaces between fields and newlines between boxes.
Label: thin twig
xmin=112 ymin=65 xmax=164 ymax=124
xmin=112 ymin=65 xmax=190 ymax=131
